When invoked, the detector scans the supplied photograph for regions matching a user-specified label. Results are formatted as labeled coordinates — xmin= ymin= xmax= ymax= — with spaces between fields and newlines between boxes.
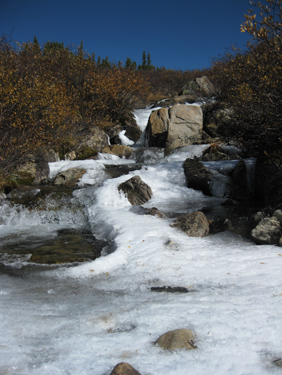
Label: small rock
xmin=171 ymin=211 xmax=209 ymax=237
xmin=154 ymin=328 xmax=196 ymax=350
xmin=110 ymin=362 xmax=142 ymax=375
xmin=118 ymin=176 xmax=153 ymax=205
xmin=53 ymin=168 xmax=86 ymax=187
xmin=151 ymin=286 xmax=189 ymax=293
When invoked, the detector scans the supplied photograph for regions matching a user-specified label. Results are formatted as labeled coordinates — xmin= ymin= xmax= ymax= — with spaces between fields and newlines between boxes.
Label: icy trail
xmin=0 ymin=107 xmax=281 ymax=375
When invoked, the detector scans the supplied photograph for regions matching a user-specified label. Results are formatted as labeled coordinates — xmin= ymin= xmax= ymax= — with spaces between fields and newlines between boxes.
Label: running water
xmin=0 ymin=106 xmax=281 ymax=375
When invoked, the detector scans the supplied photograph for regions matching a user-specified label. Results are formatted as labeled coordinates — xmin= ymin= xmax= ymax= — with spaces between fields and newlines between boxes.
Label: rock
xmin=180 ymin=76 xmax=215 ymax=96
xmin=44 ymin=149 xmax=60 ymax=162
xmin=143 ymin=207 xmax=167 ymax=219
xmin=154 ymin=328 xmax=196 ymax=350
xmin=172 ymin=211 xmax=209 ymax=237
xmin=64 ymin=151 xmax=76 ymax=161
xmin=16 ymin=153 xmax=50 ymax=185
xmin=102 ymin=145 xmax=132 ymax=159
xmin=53 ymin=168 xmax=86 ymax=187
xmin=110 ymin=362 xmax=142 ymax=375
xmin=118 ymin=176 xmax=153 ymax=205
xmin=151 ymin=286 xmax=189 ymax=293
xmin=79 ymin=126 xmax=109 ymax=152
xmin=200 ymin=151 xmax=228 ymax=162
xmin=145 ymin=104 xmax=203 ymax=149
xmin=183 ymin=158 xmax=212 ymax=196
xmin=251 ymin=216 xmax=282 ymax=245
xmin=209 ymin=218 xmax=232 ymax=234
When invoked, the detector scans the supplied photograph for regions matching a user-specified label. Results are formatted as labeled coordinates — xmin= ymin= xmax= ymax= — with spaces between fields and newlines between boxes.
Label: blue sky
xmin=1 ymin=0 xmax=255 ymax=71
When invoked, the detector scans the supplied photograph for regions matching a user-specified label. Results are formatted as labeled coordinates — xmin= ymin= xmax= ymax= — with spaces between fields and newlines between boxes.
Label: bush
xmin=211 ymin=0 xmax=282 ymax=161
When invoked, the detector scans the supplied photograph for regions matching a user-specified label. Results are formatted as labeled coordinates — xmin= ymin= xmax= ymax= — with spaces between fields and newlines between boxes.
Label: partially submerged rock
xmin=110 ymin=362 xmax=142 ymax=375
xmin=53 ymin=168 xmax=86 ymax=187
xmin=102 ymin=145 xmax=132 ymax=159
xmin=183 ymin=158 xmax=212 ymax=196
xmin=172 ymin=211 xmax=209 ymax=237
xmin=154 ymin=328 xmax=196 ymax=350
xmin=118 ymin=176 xmax=153 ymax=205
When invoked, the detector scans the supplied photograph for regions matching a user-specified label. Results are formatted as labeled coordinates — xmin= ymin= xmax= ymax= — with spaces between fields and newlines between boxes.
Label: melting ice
xmin=0 ymin=108 xmax=281 ymax=375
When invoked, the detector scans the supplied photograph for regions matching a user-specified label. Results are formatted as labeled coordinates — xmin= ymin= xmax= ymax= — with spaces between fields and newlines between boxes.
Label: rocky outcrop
xmin=118 ymin=176 xmax=153 ymax=205
xmin=171 ymin=211 xmax=209 ymax=237
xmin=145 ymin=104 xmax=203 ymax=149
xmin=154 ymin=329 xmax=196 ymax=350
xmin=180 ymin=76 xmax=215 ymax=97
xmin=102 ymin=145 xmax=132 ymax=159
xmin=53 ymin=168 xmax=86 ymax=187
xmin=110 ymin=362 xmax=142 ymax=375
xmin=183 ymin=158 xmax=212 ymax=196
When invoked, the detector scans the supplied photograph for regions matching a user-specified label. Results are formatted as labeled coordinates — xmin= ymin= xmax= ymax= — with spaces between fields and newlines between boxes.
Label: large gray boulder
xmin=118 ymin=176 xmax=153 ymax=205
xmin=145 ymin=104 xmax=203 ymax=149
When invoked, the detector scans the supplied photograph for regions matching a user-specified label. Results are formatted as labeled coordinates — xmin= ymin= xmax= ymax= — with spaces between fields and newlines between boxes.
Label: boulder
xmin=53 ymin=168 xmax=86 ymax=187
xmin=251 ymin=216 xmax=282 ymax=245
xmin=118 ymin=176 xmax=153 ymax=205
xmin=154 ymin=328 xmax=196 ymax=350
xmin=183 ymin=158 xmax=212 ymax=196
xmin=16 ymin=153 xmax=50 ymax=185
xmin=102 ymin=145 xmax=132 ymax=159
xmin=180 ymin=76 xmax=215 ymax=97
xmin=171 ymin=211 xmax=209 ymax=237
xmin=110 ymin=362 xmax=142 ymax=375
xmin=145 ymin=104 xmax=203 ymax=149
xmin=79 ymin=126 xmax=109 ymax=152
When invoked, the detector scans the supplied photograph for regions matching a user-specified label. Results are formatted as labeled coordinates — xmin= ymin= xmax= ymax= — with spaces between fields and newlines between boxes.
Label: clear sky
xmin=1 ymin=0 xmax=255 ymax=71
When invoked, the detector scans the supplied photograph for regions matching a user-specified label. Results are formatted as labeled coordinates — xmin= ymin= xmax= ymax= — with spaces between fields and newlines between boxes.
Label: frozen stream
xmin=0 ymin=107 xmax=282 ymax=375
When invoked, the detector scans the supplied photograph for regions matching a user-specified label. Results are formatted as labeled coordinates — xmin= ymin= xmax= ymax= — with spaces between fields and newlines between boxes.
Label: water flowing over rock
xmin=172 ymin=211 xmax=209 ymax=237
xmin=118 ymin=176 xmax=153 ymax=205
xmin=110 ymin=362 xmax=142 ymax=375
xmin=183 ymin=158 xmax=212 ymax=196
xmin=145 ymin=104 xmax=203 ymax=149
xmin=154 ymin=328 xmax=196 ymax=350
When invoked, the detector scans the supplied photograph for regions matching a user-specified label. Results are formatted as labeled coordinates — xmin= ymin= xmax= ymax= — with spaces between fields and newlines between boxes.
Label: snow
xmin=0 ymin=108 xmax=282 ymax=375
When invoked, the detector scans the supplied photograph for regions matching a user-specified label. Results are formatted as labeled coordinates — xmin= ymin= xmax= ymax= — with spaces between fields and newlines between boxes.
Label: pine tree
xmin=142 ymin=51 xmax=146 ymax=68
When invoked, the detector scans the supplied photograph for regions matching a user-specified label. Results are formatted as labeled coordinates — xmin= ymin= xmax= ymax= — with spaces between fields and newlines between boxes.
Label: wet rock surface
xmin=0 ymin=228 xmax=108 ymax=264
xmin=118 ymin=176 xmax=153 ymax=205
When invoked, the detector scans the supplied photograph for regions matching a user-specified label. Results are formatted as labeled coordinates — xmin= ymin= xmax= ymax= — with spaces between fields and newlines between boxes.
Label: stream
xmin=0 ymin=106 xmax=281 ymax=375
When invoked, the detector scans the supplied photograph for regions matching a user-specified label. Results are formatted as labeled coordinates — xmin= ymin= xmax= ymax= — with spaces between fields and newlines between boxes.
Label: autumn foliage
xmin=0 ymin=37 xmax=150 ymax=184
xmin=210 ymin=0 xmax=282 ymax=160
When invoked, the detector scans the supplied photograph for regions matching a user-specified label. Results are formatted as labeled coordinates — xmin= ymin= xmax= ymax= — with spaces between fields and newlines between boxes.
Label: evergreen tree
xmin=147 ymin=53 xmax=151 ymax=68
xmin=32 ymin=35 xmax=41 ymax=53
xmin=142 ymin=50 xmax=146 ymax=68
